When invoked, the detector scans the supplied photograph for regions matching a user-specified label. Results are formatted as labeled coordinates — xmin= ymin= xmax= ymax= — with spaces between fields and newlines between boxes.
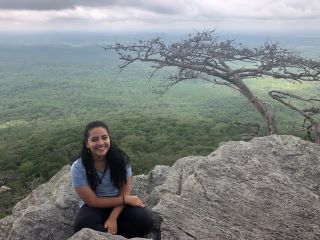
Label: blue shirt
xmin=71 ymin=158 xmax=132 ymax=207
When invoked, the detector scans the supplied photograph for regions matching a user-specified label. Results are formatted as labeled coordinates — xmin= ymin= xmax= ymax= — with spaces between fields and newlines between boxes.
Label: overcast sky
xmin=0 ymin=0 xmax=319 ymax=33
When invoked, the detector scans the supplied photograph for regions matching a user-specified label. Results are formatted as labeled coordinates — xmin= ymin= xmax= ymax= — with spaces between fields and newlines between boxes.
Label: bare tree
xmin=106 ymin=30 xmax=320 ymax=135
xmin=269 ymin=90 xmax=320 ymax=143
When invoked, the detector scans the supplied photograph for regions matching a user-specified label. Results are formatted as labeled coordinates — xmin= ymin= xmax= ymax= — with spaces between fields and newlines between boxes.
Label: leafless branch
xmin=108 ymin=29 xmax=320 ymax=136
xmin=269 ymin=90 xmax=320 ymax=143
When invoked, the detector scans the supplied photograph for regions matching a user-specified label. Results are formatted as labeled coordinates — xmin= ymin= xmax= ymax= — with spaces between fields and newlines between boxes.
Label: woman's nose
xmin=97 ymin=138 xmax=104 ymax=144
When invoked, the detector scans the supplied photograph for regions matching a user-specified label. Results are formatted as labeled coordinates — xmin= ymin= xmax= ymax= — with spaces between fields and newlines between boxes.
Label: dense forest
xmin=0 ymin=32 xmax=319 ymax=218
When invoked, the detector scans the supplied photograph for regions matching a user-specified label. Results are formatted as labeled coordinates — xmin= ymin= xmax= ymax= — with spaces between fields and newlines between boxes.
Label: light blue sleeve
xmin=126 ymin=164 xmax=132 ymax=177
xmin=71 ymin=159 xmax=89 ymax=188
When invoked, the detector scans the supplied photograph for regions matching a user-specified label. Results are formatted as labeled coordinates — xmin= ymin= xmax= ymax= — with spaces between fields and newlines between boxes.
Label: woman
xmin=71 ymin=120 xmax=153 ymax=238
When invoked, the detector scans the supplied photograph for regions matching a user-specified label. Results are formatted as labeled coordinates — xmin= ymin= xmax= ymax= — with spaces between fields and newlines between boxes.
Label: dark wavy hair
xmin=80 ymin=120 xmax=129 ymax=191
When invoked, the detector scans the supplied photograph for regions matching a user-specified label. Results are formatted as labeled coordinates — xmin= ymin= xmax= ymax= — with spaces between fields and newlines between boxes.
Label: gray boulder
xmin=154 ymin=135 xmax=320 ymax=239
xmin=0 ymin=185 xmax=11 ymax=193
xmin=1 ymin=135 xmax=320 ymax=240
xmin=67 ymin=228 xmax=150 ymax=240
xmin=132 ymin=164 xmax=170 ymax=208
xmin=0 ymin=165 xmax=79 ymax=240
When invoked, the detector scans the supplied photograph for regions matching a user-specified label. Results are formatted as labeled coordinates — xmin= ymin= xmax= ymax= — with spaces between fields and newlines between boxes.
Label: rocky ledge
xmin=1 ymin=135 xmax=320 ymax=240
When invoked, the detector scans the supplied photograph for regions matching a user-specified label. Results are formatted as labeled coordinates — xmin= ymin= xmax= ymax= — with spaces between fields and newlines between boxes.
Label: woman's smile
xmin=95 ymin=145 xmax=108 ymax=152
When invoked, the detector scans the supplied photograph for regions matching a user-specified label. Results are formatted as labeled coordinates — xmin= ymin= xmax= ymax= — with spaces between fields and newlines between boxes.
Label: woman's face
xmin=86 ymin=127 xmax=111 ymax=160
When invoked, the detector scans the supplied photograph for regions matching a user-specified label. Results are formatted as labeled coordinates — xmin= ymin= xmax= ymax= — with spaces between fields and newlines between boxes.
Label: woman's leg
xmin=73 ymin=205 xmax=112 ymax=233
xmin=117 ymin=206 xmax=154 ymax=238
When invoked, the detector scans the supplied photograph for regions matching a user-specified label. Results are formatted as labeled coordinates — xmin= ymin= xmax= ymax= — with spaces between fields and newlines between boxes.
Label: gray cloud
xmin=0 ymin=0 xmax=184 ymax=14
xmin=0 ymin=0 xmax=115 ymax=10
xmin=1 ymin=0 xmax=318 ymax=18
xmin=0 ymin=0 xmax=319 ymax=32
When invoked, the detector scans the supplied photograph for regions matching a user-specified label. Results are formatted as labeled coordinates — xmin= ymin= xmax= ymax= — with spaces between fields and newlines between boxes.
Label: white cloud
xmin=192 ymin=0 xmax=320 ymax=19
xmin=0 ymin=0 xmax=319 ymax=32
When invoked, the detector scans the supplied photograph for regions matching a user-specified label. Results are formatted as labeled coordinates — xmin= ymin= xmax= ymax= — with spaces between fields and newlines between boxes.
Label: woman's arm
xmin=108 ymin=177 xmax=145 ymax=219
xmin=74 ymin=179 xmax=144 ymax=208
xmin=104 ymin=177 xmax=143 ymax=234
xmin=109 ymin=176 xmax=133 ymax=216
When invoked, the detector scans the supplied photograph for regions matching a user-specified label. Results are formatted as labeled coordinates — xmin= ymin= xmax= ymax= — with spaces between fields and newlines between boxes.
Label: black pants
xmin=74 ymin=205 xmax=154 ymax=238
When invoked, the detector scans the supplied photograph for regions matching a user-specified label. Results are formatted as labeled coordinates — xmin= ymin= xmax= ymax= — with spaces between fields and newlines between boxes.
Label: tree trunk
xmin=313 ymin=123 xmax=320 ymax=144
xmin=232 ymin=77 xmax=278 ymax=135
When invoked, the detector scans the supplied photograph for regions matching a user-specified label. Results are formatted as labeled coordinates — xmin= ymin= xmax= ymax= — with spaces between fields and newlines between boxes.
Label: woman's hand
xmin=124 ymin=195 xmax=145 ymax=207
xmin=104 ymin=216 xmax=118 ymax=235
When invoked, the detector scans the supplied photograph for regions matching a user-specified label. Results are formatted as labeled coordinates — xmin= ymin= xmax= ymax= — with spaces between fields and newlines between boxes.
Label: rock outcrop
xmin=0 ymin=165 xmax=79 ymax=240
xmin=1 ymin=135 xmax=320 ymax=240
xmin=153 ymin=135 xmax=320 ymax=239
xmin=68 ymin=228 xmax=149 ymax=240
xmin=0 ymin=185 xmax=11 ymax=193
